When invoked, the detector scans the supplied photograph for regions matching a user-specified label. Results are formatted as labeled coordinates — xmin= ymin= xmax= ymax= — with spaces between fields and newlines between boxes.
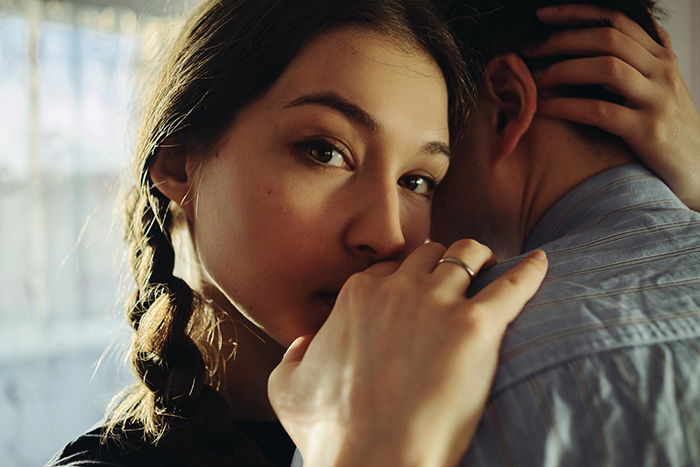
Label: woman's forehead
xmin=263 ymin=26 xmax=450 ymax=141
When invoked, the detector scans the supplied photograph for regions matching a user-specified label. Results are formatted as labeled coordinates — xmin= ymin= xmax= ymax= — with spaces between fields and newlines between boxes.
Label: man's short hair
xmin=445 ymin=0 xmax=662 ymax=103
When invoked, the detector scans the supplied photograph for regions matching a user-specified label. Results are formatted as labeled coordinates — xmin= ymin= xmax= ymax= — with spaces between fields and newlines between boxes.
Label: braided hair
xmin=107 ymin=0 xmax=474 ymax=447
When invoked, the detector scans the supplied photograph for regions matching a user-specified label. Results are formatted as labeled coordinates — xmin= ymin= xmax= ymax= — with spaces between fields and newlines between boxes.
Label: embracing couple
xmin=50 ymin=0 xmax=700 ymax=466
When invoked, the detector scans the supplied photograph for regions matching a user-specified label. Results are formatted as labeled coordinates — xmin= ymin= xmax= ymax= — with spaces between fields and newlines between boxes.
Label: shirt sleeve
xmin=462 ymin=338 xmax=700 ymax=467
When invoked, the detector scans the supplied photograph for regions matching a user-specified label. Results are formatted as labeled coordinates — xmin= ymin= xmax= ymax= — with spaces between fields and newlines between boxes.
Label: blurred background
xmin=0 ymin=0 xmax=698 ymax=465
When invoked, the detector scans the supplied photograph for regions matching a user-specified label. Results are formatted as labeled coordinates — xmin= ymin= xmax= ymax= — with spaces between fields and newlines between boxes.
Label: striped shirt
xmin=462 ymin=164 xmax=700 ymax=467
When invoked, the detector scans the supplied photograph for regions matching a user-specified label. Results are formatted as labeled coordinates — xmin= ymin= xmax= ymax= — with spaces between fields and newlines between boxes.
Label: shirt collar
xmin=524 ymin=163 xmax=684 ymax=251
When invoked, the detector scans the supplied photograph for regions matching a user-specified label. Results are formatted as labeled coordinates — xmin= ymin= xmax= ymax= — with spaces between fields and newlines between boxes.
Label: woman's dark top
xmin=47 ymin=419 xmax=295 ymax=467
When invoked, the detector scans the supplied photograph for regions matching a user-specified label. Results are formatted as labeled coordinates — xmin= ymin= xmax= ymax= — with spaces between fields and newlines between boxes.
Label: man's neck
xmin=516 ymin=120 xmax=636 ymax=253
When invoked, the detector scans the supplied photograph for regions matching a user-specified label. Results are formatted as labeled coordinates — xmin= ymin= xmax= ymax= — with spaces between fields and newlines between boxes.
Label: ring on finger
xmin=436 ymin=256 xmax=476 ymax=280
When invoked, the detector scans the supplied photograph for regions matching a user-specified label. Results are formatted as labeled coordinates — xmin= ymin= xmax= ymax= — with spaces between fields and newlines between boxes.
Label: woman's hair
xmin=109 ymin=0 xmax=473 ymax=445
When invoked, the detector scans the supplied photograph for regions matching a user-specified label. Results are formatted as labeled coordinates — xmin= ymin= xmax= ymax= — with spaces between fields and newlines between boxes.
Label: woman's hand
xmin=268 ymin=240 xmax=547 ymax=467
xmin=526 ymin=4 xmax=700 ymax=210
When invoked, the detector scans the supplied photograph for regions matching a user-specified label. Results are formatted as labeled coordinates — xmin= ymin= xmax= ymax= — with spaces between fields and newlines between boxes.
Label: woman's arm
xmin=526 ymin=4 xmax=700 ymax=210
xmin=269 ymin=240 xmax=547 ymax=467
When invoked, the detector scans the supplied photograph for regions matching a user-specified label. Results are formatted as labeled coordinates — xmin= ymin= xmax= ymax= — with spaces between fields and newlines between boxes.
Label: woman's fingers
xmin=469 ymin=250 xmax=548 ymax=328
xmin=535 ymin=4 xmax=664 ymax=55
xmin=652 ymin=17 xmax=673 ymax=49
xmin=280 ymin=334 xmax=315 ymax=364
xmin=268 ymin=334 xmax=314 ymax=417
xmin=396 ymin=241 xmax=446 ymax=274
xmin=537 ymin=97 xmax=640 ymax=142
xmin=432 ymin=239 xmax=496 ymax=290
xmin=525 ymin=27 xmax=655 ymax=76
xmin=363 ymin=259 xmax=402 ymax=276
xmin=535 ymin=56 xmax=651 ymax=105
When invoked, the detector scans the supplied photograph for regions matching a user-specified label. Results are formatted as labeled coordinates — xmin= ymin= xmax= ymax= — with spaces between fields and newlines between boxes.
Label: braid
xmin=107 ymin=181 xmax=227 ymax=441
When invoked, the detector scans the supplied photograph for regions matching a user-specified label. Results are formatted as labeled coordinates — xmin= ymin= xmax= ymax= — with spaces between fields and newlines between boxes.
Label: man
xmin=431 ymin=0 xmax=700 ymax=465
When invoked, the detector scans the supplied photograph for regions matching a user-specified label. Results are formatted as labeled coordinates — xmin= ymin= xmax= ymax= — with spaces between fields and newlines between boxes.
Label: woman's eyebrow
xmin=284 ymin=91 xmax=381 ymax=134
xmin=285 ymin=91 xmax=450 ymax=159
xmin=421 ymin=141 xmax=451 ymax=159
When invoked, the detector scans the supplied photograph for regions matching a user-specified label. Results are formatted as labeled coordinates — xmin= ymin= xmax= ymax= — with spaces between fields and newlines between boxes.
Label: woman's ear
xmin=482 ymin=53 xmax=538 ymax=162
xmin=149 ymin=138 xmax=198 ymax=220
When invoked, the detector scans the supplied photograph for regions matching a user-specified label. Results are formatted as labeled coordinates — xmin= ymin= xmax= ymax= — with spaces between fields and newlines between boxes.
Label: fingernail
xmin=537 ymin=6 xmax=559 ymax=19
xmin=530 ymin=250 xmax=547 ymax=261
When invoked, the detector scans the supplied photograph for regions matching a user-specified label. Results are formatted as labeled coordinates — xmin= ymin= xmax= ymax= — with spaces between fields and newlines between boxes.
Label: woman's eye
xmin=301 ymin=140 xmax=348 ymax=168
xmin=398 ymin=174 xmax=437 ymax=196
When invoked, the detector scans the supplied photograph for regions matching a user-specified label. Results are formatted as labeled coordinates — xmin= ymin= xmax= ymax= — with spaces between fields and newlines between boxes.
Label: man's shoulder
xmin=467 ymin=337 xmax=700 ymax=466
xmin=488 ymin=202 xmax=700 ymax=392
xmin=464 ymin=167 xmax=700 ymax=465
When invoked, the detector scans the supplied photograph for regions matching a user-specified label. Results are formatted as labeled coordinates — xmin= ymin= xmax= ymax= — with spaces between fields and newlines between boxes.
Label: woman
xmin=49 ymin=0 xmax=700 ymax=465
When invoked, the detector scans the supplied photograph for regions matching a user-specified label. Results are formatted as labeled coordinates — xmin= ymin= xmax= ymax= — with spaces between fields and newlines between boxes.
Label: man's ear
xmin=148 ymin=137 xmax=198 ymax=220
xmin=482 ymin=53 xmax=537 ymax=162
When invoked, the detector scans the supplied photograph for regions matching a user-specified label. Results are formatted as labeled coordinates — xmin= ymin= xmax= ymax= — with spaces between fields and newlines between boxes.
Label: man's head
xmin=431 ymin=0 xmax=661 ymax=258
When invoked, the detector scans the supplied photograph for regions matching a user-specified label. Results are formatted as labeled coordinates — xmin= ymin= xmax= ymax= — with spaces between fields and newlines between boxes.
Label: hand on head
xmin=528 ymin=4 xmax=700 ymax=210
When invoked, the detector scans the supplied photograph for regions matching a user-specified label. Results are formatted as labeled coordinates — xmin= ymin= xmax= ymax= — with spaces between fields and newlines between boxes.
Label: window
xmin=0 ymin=1 xmax=191 ymax=464
xmin=0 ymin=0 xmax=697 ymax=465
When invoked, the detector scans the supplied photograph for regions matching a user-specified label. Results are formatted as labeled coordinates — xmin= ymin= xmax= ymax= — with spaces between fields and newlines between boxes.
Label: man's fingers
xmin=535 ymin=4 xmax=664 ymax=55
xmin=469 ymin=250 xmax=548 ymax=325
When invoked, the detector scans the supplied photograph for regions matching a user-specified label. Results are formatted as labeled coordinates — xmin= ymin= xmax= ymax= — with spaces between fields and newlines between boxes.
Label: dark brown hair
xmin=444 ymin=0 xmax=661 ymax=99
xmin=109 ymin=0 xmax=472 ymax=447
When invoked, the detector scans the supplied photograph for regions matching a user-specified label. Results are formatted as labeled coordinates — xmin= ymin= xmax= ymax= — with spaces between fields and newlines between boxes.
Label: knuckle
xmin=452 ymin=238 xmax=485 ymax=253
xmin=591 ymin=101 xmax=610 ymax=120
xmin=384 ymin=273 xmax=416 ymax=295
xmin=609 ymin=11 xmax=625 ymax=28
xmin=646 ymin=118 xmax=666 ymax=143
xmin=344 ymin=271 xmax=369 ymax=290
xmin=658 ymin=47 xmax=676 ymax=63
xmin=602 ymin=27 xmax=619 ymax=46
xmin=520 ymin=258 xmax=547 ymax=281
xmin=461 ymin=304 xmax=503 ymax=339
xmin=504 ymin=273 xmax=523 ymax=289
xmin=426 ymin=285 xmax=452 ymax=307
xmin=604 ymin=57 xmax=623 ymax=79
xmin=660 ymin=67 xmax=677 ymax=85
xmin=422 ymin=241 xmax=446 ymax=255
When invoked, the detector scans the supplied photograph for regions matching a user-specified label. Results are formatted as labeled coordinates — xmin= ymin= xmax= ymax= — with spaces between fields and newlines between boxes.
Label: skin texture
xmin=150 ymin=6 xmax=700 ymax=465
xmin=530 ymin=5 xmax=700 ymax=210
xmin=433 ymin=4 xmax=700 ymax=255
xmin=151 ymin=25 xmax=465 ymax=421
xmin=152 ymin=26 xmax=550 ymax=466
xmin=154 ymin=26 xmax=451 ymax=347
xmin=270 ymin=241 xmax=548 ymax=467
xmin=432 ymin=51 xmax=636 ymax=256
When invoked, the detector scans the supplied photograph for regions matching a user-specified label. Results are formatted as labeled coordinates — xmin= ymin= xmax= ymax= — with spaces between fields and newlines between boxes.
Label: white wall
xmin=659 ymin=0 xmax=700 ymax=106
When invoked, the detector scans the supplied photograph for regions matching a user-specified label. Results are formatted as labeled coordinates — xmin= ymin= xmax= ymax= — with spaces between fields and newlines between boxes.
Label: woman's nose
xmin=343 ymin=181 xmax=407 ymax=260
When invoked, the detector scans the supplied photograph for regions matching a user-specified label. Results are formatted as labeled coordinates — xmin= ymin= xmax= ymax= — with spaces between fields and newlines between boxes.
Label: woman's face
xmin=189 ymin=27 xmax=450 ymax=346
